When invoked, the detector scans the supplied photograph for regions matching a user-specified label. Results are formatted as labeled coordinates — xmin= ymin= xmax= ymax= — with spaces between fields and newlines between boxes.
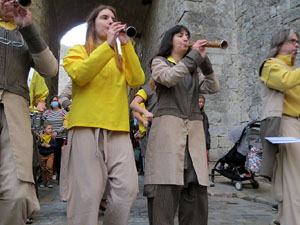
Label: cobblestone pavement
xmin=32 ymin=176 xmax=276 ymax=225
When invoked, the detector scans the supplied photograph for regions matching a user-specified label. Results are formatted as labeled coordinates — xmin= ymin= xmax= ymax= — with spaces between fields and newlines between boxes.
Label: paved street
xmin=32 ymin=175 xmax=276 ymax=225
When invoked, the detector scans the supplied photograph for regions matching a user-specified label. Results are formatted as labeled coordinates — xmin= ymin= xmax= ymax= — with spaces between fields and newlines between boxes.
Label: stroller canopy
xmin=228 ymin=121 xmax=260 ymax=156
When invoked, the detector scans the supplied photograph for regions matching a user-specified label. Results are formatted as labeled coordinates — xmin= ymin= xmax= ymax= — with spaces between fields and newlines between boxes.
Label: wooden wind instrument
xmin=188 ymin=40 xmax=228 ymax=49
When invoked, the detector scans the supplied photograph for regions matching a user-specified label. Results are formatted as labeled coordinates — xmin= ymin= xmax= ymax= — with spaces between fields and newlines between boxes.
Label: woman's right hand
xmin=192 ymin=40 xmax=207 ymax=59
xmin=107 ymin=22 xmax=127 ymax=47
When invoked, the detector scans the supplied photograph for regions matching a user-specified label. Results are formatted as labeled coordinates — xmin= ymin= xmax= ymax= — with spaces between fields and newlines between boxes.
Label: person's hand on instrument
xmin=192 ymin=39 xmax=207 ymax=59
xmin=118 ymin=24 xmax=130 ymax=45
xmin=107 ymin=22 xmax=127 ymax=47
xmin=14 ymin=6 xmax=32 ymax=28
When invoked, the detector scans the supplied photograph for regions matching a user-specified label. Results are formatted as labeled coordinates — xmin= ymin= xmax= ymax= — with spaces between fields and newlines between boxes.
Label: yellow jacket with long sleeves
xmin=63 ymin=41 xmax=145 ymax=131
xmin=261 ymin=55 xmax=300 ymax=117
xmin=29 ymin=70 xmax=49 ymax=111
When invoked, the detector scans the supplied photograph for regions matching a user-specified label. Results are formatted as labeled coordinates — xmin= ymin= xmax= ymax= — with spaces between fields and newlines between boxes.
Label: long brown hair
xmin=149 ymin=25 xmax=190 ymax=67
xmin=85 ymin=5 xmax=117 ymax=55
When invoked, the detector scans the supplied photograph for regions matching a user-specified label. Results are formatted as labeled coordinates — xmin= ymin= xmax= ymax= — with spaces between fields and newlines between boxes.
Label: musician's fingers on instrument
xmin=197 ymin=40 xmax=207 ymax=47
xmin=111 ymin=23 xmax=126 ymax=35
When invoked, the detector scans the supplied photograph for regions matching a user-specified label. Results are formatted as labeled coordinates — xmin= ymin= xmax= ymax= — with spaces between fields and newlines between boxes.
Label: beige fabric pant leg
xmin=102 ymin=130 xmax=138 ymax=225
xmin=278 ymin=115 xmax=300 ymax=225
xmin=60 ymin=144 xmax=68 ymax=201
xmin=66 ymin=127 xmax=107 ymax=225
xmin=66 ymin=128 xmax=138 ymax=225
xmin=0 ymin=104 xmax=40 ymax=225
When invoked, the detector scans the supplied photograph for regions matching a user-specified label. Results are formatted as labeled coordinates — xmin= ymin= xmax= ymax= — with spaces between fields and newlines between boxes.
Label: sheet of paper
xmin=265 ymin=137 xmax=300 ymax=144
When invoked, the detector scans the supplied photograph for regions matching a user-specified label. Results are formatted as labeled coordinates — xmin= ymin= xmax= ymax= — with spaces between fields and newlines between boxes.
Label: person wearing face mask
xmin=0 ymin=0 xmax=58 ymax=224
xmin=62 ymin=4 xmax=145 ymax=225
xmin=144 ymin=25 xmax=220 ymax=225
xmin=42 ymin=95 xmax=66 ymax=185
xmin=259 ymin=29 xmax=300 ymax=225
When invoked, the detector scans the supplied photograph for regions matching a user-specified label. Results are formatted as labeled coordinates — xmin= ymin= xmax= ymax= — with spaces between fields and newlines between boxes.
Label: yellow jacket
xmin=63 ymin=112 xmax=69 ymax=129
xmin=63 ymin=41 xmax=145 ymax=131
xmin=29 ymin=70 xmax=49 ymax=111
xmin=135 ymin=88 xmax=147 ymax=136
xmin=261 ymin=55 xmax=300 ymax=117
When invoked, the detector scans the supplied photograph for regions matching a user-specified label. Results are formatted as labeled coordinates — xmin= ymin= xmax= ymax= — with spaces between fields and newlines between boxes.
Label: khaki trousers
xmin=0 ymin=104 xmax=39 ymax=225
xmin=66 ymin=127 xmax=138 ymax=225
xmin=274 ymin=115 xmax=300 ymax=225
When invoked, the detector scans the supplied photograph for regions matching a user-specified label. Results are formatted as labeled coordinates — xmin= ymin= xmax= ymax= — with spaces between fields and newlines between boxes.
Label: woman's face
xmin=171 ymin=30 xmax=189 ymax=56
xmin=95 ymin=8 xmax=116 ymax=42
xmin=50 ymin=97 xmax=59 ymax=109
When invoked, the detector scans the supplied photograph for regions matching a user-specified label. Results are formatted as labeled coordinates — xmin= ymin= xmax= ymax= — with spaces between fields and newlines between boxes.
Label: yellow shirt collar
xmin=0 ymin=18 xmax=17 ymax=30
xmin=276 ymin=55 xmax=294 ymax=68
xmin=167 ymin=56 xmax=177 ymax=64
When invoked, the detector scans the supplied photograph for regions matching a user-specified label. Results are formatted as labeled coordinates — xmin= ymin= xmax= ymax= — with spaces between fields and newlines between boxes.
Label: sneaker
xmin=47 ymin=181 xmax=53 ymax=188
xmin=39 ymin=181 xmax=46 ymax=188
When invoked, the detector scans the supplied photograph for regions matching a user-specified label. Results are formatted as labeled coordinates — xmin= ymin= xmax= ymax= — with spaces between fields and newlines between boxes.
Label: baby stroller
xmin=211 ymin=120 xmax=262 ymax=191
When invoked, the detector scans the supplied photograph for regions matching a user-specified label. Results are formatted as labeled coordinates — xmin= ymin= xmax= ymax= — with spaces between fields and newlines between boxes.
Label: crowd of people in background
xmin=1 ymin=1 xmax=300 ymax=225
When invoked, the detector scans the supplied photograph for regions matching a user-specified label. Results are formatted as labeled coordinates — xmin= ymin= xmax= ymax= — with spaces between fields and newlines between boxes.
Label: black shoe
xmin=26 ymin=218 xmax=33 ymax=224
xmin=100 ymin=200 xmax=107 ymax=211
xmin=272 ymin=204 xmax=278 ymax=212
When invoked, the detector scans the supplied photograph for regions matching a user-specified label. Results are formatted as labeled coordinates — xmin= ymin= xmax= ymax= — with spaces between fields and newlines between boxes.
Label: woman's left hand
xmin=118 ymin=28 xmax=130 ymax=45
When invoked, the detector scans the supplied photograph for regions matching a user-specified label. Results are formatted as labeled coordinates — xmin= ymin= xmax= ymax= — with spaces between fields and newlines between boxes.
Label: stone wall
xmin=137 ymin=0 xmax=300 ymax=161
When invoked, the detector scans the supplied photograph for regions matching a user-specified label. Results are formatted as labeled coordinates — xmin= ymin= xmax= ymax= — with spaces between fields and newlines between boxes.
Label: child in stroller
xmin=211 ymin=120 xmax=262 ymax=191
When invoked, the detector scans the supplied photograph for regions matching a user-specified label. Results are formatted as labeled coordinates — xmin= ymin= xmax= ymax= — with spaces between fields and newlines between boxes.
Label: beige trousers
xmin=66 ymin=127 xmax=138 ymax=225
xmin=0 ymin=104 xmax=39 ymax=225
xmin=273 ymin=115 xmax=300 ymax=225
